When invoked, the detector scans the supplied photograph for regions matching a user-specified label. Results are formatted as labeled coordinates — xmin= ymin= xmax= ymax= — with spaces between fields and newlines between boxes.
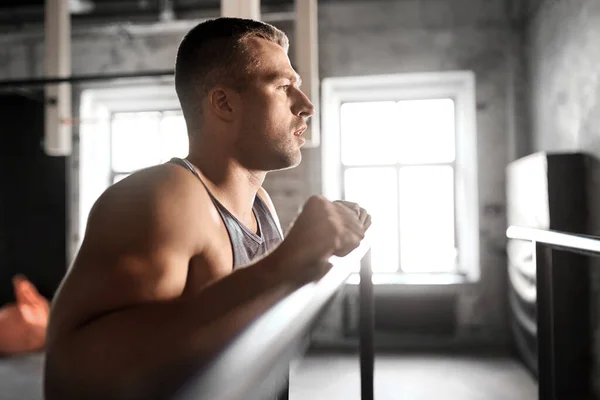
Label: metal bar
xmin=547 ymin=249 xmax=591 ymax=399
xmin=507 ymin=226 xmax=600 ymax=256
xmin=508 ymin=227 xmax=595 ymax=399
xmin=359 ymin=248 xmax=374 ymax=400
xmin=0 ymin=70 xmax=175 ymax=88
xmin=535 ymin=241 xmax=554 ymax=400
xmin=170 ymin=243 xmax=371 ymax=400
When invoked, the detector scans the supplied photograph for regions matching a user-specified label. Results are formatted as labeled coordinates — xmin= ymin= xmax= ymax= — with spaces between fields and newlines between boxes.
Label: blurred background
xmin=0 ymin=0 xmax=599 ymax=398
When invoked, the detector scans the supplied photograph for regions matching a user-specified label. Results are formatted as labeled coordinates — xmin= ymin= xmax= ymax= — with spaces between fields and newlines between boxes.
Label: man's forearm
xmin=45 ymin=248 xmax=298 ymax=400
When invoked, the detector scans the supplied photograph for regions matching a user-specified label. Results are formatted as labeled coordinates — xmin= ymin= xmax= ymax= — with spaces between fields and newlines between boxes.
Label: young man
xmin=44 ymin=18 xmax=371 ymax=400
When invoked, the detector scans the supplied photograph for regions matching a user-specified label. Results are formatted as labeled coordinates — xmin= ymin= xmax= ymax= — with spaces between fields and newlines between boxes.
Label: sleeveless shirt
xmin=168 ymin=157 xmax=288 ymax=400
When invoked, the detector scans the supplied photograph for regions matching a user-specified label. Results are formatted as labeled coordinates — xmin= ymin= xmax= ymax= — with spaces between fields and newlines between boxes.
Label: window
xmin=110 ymin=111 xmax=188 ymax=184
xmin=321 ymin=72 xmax=479 ymax=280
xmin=75 ymin=83 xmax=183 ymax=260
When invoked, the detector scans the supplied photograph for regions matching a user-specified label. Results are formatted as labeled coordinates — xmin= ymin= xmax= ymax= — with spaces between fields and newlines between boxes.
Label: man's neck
xmin=186 ymin=149 xmax=266 ymax=222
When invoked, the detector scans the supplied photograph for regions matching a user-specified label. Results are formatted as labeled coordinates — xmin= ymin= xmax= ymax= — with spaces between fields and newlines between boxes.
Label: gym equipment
xmin=161 ymin=244 xmax=374 ymax=400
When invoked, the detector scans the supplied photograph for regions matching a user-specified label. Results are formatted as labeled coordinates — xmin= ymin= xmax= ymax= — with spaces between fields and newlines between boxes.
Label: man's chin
xmin=273 ymin=150 xmax=302 ymax=171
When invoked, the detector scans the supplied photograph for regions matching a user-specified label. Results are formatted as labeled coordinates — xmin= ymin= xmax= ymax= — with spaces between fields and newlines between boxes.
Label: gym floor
xmin=291 ymin=353 xmax=536 ymax=399
xmin=0 ymin=352 xmax=536 ymax=399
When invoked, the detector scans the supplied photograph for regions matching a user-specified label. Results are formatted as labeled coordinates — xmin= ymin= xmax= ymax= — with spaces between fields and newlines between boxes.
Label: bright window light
xmin=399 ymin=166 xmax=456 ymax=272
xmin=340 ymin=101 xmax=399 ymax=166
xmin=344 ymin=167 xmax=399 ymax=272
xmin=110 ymin=111 xmax=188 ymax=184
xmin=340 ymin=98 xmax=457 ymax=273
xmin=111 ymin=112 xmax=162 ymax=172
xmin=397 ymin=98 xmax=455 ymax=163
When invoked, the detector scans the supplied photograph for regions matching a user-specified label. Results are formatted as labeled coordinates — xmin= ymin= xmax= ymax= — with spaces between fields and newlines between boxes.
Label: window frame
xmin=321 ymin=71 xmax=479 ymax=281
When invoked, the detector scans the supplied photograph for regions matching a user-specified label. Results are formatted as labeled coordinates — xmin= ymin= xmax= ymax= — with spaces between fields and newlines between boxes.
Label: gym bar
xmin=507 ymin=226 xmax=595 ymax=400
xmin=155 ymin=243 xmax=374 ymax=400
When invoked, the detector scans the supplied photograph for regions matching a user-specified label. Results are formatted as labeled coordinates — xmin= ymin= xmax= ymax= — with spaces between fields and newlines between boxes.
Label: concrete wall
xmin=527 ymin=0 xmax=600 ymax=154
xmin=308 ymin=0 xmax=515 ymax=347
xmin=0 ymin=0 xmax=519 ymax=348
xmin=525 ymin=0 xmax=600 ymax=391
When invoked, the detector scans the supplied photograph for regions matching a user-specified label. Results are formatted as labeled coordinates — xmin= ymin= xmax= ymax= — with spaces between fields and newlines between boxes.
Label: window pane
xmin=344 ymin=167 xmax=398 ymax=272
xmin=159 ymin=113 xmax=189 ymax=162
xmin=397 ymin=98 xmax=455 ymax=163
xmin=341 ymin=102 xmax=399 ymax=165
xmin=399 ymin=166 xmax=456 ymax=272
xmin=111 ymin=112 xmax=161 ymax=172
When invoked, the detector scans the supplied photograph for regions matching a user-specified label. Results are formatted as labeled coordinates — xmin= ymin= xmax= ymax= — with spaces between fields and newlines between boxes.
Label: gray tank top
xmin=169 ymin=157 xmax=288 ymax=400
xmin=169 ymin=157 xmax=283 ymax=267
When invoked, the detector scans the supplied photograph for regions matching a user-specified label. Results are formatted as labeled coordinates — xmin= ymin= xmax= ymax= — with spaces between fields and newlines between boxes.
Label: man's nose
xmin=294 ymin=90 xmax=315 ymax=120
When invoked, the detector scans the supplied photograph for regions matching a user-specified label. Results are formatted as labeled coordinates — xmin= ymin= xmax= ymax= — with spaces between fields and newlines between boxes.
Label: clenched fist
xmin=275 ymin=196 xmax=371 ymax=283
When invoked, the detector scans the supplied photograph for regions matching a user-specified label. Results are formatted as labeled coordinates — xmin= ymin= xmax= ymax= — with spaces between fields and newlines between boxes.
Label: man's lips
xmin=294 ymin=126 xmax=307 ymax=136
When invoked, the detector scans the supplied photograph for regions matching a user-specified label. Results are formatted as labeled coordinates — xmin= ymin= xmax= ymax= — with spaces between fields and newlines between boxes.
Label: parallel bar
xmin=509 ymin=227 xmax=596 ymax=400
xmin=359 ymin=249 xmax=374 ymax=400
xmin=535 ymin=242 xmax=554 ymax=400
xmin=547 ymin=249 xmax=591 ymax=399
xmin=169 ymin=243 xmax=371 ymax=400
xmin=507 ymin=226 xmax=600 ymax=256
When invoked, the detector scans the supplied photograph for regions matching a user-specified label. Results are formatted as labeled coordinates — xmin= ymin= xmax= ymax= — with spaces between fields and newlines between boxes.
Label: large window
xmin=322 ymin=72 xmax=479 ymax=279
xmin=110 ymin=110 xmax=188 ymax=184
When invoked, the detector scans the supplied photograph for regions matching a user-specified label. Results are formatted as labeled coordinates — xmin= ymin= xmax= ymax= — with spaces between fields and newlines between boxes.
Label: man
xmin=44 ymin=17 xmax=371 ymax=400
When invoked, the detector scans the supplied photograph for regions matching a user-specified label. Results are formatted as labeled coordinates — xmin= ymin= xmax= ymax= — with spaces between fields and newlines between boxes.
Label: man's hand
xmin=333 ymin=200 xmax=372 ymax=231
xmin=275 ymin=196 xmax=372 ymax=283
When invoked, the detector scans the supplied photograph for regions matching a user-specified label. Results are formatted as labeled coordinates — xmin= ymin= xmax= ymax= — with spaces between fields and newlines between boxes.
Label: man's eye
xmin=280 ymin=85 xmax=290 ymax=92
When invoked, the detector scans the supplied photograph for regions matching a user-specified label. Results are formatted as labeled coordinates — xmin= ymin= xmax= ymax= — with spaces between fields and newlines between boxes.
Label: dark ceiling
xmin=0 ymin=0 xmax=545 ymax=29
xmin=0 ymin=0 xmax=291 ymax=8
xmin=0 ymin=0 xmax=296 ymax=27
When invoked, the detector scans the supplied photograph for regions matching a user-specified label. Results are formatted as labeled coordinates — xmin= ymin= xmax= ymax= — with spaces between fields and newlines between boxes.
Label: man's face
xmin=234 ymin=37 xmax=314 ymax=171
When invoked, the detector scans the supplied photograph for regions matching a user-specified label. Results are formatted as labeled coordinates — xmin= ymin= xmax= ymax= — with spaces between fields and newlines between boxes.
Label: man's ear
xmin=208 ymin=86 xmax=238 ymax=122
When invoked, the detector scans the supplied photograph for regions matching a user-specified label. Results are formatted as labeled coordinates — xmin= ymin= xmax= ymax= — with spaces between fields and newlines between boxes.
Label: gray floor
xmin=0 ymin=352 xmax=537 ymax=400
xmin=0 ymin=352 xmax=44 ymax=400
xmin=290 ymin=353 xmax=537 ymax=400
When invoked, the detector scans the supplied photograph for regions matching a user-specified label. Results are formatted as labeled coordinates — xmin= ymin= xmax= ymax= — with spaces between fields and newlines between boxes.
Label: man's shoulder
xmin=108 ymin=162 xmax=208 ymax=202
xmin=89 ymin=163 xmax=214 ymax=230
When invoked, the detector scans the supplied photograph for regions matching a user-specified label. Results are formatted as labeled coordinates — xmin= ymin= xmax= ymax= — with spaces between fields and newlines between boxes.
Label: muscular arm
xmin=44 ymin=166 xmax=299 ymax=400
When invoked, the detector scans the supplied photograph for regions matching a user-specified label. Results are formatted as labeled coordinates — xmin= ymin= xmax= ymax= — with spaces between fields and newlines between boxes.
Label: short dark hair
xmin=175 ymin=17 xmax=289 ymax=130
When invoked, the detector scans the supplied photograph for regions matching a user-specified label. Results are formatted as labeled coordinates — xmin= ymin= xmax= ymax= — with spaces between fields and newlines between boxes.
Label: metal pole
xmin=44 ymin=0 xmax=72 ymax=156
xmin=0 ymin=70 xmax=175 ymax=88
xmin=535 ymin=242 xmax=554 ymax=400
xmin=359 ymin=249 xmax=374 ymax=400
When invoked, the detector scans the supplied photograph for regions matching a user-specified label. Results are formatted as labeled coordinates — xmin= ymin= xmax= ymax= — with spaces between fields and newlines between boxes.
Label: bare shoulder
xmin=48 ymin=162 xmax=217 ymax=337
xmin=80 ymin=163 xmax=218 ymax=261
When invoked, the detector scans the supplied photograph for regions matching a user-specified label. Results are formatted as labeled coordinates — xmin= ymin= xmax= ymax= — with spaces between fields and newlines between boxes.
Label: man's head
xmin=175 ymin=17 xmax=314 ymax=171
